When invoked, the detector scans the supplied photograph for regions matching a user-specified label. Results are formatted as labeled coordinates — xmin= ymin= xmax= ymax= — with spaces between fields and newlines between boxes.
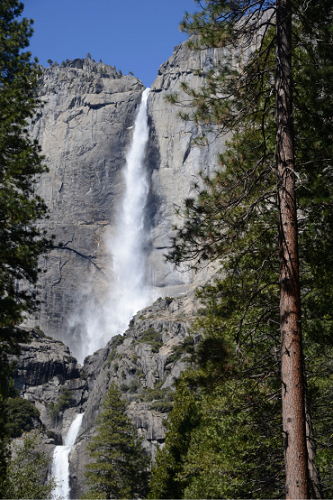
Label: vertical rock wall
xmin=147 ymin=41 xmax=230 ymax=295
xmin=29 ymin=59 xmax=145 ymax=358
xmin=30 ymin=44 xmax=228 ymax=357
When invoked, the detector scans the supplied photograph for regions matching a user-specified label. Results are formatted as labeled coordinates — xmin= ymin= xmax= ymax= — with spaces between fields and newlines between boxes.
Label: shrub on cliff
xmin=49 ymin=387 xmax=73 ymax=420
xmin=4 ymin=396 xmax=40 ymax=438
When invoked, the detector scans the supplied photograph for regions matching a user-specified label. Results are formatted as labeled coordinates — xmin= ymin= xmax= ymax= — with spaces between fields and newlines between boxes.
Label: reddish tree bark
xmin=276 ymin=0 xmax=309 ymax=497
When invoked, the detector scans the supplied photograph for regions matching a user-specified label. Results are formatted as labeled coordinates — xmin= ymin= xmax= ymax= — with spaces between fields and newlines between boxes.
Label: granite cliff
xmin=28 ymin=58 xmax=145 ymax=360
xmin=28 ymin=42 xmax=227 ymax=360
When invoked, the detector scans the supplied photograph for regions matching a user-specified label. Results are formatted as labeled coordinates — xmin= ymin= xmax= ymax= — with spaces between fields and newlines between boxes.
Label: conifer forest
xmin=0 ymin=0 xmax=333 ymax=498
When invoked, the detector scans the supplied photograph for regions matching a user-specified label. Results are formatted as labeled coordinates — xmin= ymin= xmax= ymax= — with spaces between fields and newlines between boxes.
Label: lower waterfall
xmin=52 ymin=413 xmax=84 ymax=499
xmin=71 ymin=88 xmax=151 ymax=362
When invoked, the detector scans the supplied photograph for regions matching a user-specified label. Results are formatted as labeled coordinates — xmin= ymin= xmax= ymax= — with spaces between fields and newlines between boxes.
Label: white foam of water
xmin=52 ymin=413 xmax=84 ymax=499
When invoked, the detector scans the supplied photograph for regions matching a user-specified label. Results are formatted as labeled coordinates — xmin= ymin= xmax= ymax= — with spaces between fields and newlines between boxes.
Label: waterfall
xmin=70 ymin=88 xmax=151 ymax=363
xmin=52 ymin=413 xmax=84 ymax=499
xmin=106 ymin=87 xmax=151 ymax=339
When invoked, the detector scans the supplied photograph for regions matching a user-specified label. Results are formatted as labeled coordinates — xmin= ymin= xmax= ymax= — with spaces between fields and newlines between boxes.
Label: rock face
xmin=11 ymin=328 xmax=85 ymax=442
xmin=28 ymin=58 xmax=145 ymax=359
xmin=147 ymin=42 xmax=229 ymax=295
xmin=13 ymin=295 xmax=199 ymax=498
xmin=71 ymin=293 xmax=199 ymax=498
xmin=28 ymin=44 xmax=227 ymax=359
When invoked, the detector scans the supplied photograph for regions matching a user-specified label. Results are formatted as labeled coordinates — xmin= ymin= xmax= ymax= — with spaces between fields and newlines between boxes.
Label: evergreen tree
xmin=149 ymin=380 xmax=202 ymax=499
xmin=151 ymin=123 xmax=286 ymax=496
xmin=0 ymin=0 xmax=50 ymax=381
xmin=1 ymin=434 xmax=55 ymax=499
xmin=0 ymin=1 xmax=50 ymax=491
xmin=156 ymin=0 xmax=333 ymax=497
xmin=83 ymin=382 xmax=150 ymax=499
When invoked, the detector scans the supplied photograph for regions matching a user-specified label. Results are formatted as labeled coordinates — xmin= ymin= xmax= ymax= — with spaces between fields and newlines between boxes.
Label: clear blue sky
xmin=22 ymin=0 xmax=197 ymax=88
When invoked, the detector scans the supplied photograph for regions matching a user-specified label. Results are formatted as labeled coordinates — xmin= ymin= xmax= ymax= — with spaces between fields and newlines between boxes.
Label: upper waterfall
xmin=31 ymin=47 xmax=221 ymax=353
xmin=110 ymin=88 xmax=151 ymax=324
xmin=72 ymin=88 xmax=151 ymax=362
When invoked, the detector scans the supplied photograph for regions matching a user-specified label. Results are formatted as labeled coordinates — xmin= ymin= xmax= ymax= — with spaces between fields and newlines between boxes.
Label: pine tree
xmin=151 ymin=123 xmax=286 ymax=496
xmin=83 ymin=382 xmax=150 ymax=499
xmin=149 ymin=380 xmax=202 ymax=499
xmin=0 ymin=0 xmax=50 ymax=373
xmin=0 ymin=1 xmax=51 ymax=491
xmin=1 ymin=434 xmax=55 ymax=499
xmin=163 ymin=0 xmax=333 ymax=497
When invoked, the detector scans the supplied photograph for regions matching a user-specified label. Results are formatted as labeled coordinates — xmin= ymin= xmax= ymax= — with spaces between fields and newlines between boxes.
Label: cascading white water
xmin=71 ymin=88 xmax=151 ymax=362
xmin=52 ymin=413 xmax=84 ymax=499
xmin=105 ymin=87 xmax=151 ymax=343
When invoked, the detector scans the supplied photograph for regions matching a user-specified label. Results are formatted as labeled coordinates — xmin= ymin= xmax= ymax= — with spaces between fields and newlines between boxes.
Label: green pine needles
xmin=83 ymin=382 xmax=150 ymax=499
xmin=0 ymin=0 xmax=50 ymax=353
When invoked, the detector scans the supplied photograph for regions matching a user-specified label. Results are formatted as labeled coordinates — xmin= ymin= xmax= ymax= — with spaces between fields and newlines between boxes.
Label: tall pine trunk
xmin=276 ymin=0 xmax=309 ymax=497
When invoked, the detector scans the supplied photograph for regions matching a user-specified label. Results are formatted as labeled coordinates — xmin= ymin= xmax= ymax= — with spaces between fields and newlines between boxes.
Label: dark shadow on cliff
xmin=143 ymin=111 xmax=163 ymax=260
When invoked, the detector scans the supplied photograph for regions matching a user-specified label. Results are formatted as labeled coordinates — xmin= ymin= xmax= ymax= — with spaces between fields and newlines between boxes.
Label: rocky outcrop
xmin=71 ymin=293 xmax=200 ymax=498
xmin=13 ymin=295 xmax=199 ymax=498
xmin=11 ymin=328 xmax=85 ymax=441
